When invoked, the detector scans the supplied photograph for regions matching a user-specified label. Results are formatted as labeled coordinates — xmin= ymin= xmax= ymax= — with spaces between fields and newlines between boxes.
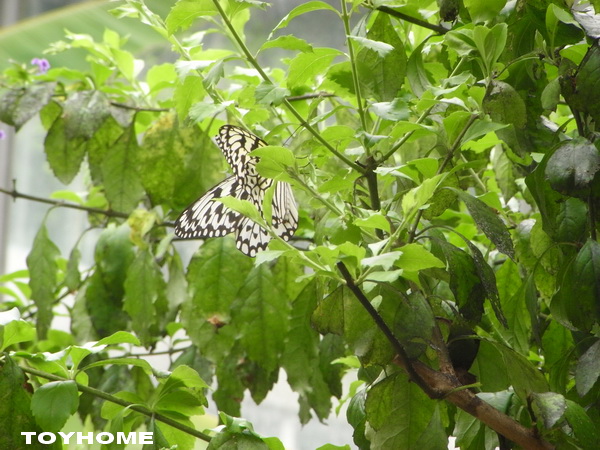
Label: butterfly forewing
xmin=216 ymin=125 xmax=266 ymax=179
xmin=175 ymin=125 xmax=298 ymax=257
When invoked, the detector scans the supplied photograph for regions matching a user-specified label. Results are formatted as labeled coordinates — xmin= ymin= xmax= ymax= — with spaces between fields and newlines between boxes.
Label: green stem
xmin=290 ymin=172 xmax=343 ymax=216
xmin=408 ymin=114 xmax=479 ymax=243
xmin=341 ymin=0 xmax=369 ymax=141
xmin=211 ymin=0 xmax=366 ymax=174
xmin=20 ymin=365 xmax=212 ymax=443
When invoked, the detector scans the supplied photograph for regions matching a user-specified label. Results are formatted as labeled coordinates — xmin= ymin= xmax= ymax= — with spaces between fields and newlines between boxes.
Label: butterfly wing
xmin=175 ymin=176 xmax=242 ymax=239
xmin=176 ymin=126 xmax=298 ymax=257
xmin=216 ymin=125 xmax=266 ymax=179
xmin=272 ymin=181 xmax=298 ymax=241
xmin=235 ymin=216 xmax=270 ymax=257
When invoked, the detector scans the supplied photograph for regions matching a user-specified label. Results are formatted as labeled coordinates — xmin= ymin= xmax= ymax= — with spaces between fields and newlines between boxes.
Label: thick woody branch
xmin=338 ymin=262 xmax=554 ymax=450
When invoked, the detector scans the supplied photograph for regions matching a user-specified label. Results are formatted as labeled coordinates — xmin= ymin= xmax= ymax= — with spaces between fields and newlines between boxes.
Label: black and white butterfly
xmin=175 ymin=125 xmax=298 ymax=257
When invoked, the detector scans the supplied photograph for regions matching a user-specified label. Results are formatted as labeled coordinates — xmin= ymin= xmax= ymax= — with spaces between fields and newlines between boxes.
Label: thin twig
xmin=408 ymin=114 xmax=479 ymax=243
xmin=371 ymin=5 xmax=450 ymax=35
xmin=110 ymin=102 xmax=169 ymax=112
xmin=0 ymin=185 xmax=129 ymax=219
xmin=286 ymin=92 xmax=335 ymax=102
xmin=19 ymin=365 xmax=212 ymax=443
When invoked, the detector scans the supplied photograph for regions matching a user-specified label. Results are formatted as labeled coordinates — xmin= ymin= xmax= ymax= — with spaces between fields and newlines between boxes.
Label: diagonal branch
xmin=336 ymin=261 xmax=439 ymax=397
xmin=337 ymin=262 xmax=554 ymax=450
xmin=370 ymin=4 xmax=450 ymax=35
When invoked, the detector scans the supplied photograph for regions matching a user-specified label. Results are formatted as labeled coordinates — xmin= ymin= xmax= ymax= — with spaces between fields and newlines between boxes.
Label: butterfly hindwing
xmin=236 ymin=216 xmax=270 ymax=257
xmin=272 ymin=181 xmax=298 ymax=241
xmin=175 ymin=176 xmax=242 ymax=239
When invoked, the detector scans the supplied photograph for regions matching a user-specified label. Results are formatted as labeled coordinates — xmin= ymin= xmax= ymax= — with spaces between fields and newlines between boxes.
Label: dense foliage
xmin=1 ymin=0 xmax=600 ymax=448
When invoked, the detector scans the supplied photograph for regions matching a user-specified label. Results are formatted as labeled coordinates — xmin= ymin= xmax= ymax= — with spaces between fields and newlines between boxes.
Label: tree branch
xmin=0 ymin=185 xmax=129 ymax=219
xmin=336 ymin=262 xmax=440 ymax=398
xmin=400 ymin=358 xmax=555 ymax=450
xmin=20 ymin=365 xmax=212 ymax=443
xmin=370 ymin=4 xmax=450 ymax=35
xmin=337 ymin=262 xmax=554 ymax=449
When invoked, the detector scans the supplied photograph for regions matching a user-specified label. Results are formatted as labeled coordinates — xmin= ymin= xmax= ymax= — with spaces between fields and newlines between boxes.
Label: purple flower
xmin=0 ymin=130 xmax=6 ymax=140
xmin=31 ymin=58 xmax=50 ymax=74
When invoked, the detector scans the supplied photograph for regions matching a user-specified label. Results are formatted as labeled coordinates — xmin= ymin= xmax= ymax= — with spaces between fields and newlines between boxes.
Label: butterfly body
xmin=175 ymin=125 xmax=298 ymax=257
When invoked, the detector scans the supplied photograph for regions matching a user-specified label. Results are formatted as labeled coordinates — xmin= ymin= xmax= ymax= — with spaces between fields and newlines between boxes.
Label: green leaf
xmin=101 ymin=125 xmax=144 ymax=213
xmin=31 ymin=381 xmax=79 ymax=432
xmin=217 ymin=196 xmax=263 ymax=225
xmin=393 ymin=291 xmax=435 ymax=358
xmin=65 ymin=246 xmax=81 ymax=292
xmin=576 ymin=339 xmax=600 ymax=396
xmin=287 ymin=47 xmax=341 ymax=89
xmin=492 ymin=342 xmax=549 ymax=401
xmin=407 ymin=40 xmax=433 ymax=98
xmin=0 ymin=82 xmax=56 ymax=130
xmin=269 ymin=1 xmax=338 ymax=37
xmin=236 ymin=264 xmax=290 ymax=372
xmin=349 ymin=36 xmax=394 ymax=56
xmin=395 ymin=243 xmax=445 ymax=272
xmin=174 ymin=76 xmax=207 ymax=121
xmin=95 ymin=330 xmax=141 ymax=346
xmin=87 ymin=115 xmax=124 ymax=185
xmin=181 ymin=238 xmax=252 ymax=361
xmin=354 ymin=213 xmax=391 ymax=233
xmin=564 ymin=399 xmax=600 ymax=448
xmin=450 ymin=188 xmax=515 ymax=258
xmin=551 ymin=239 xmax=600 ymax=332
xmin=465 ymin=0 xmax=507 ymax=23
xmin=252 ymin=144 xmax=295 ymax=169
xmin=281 ymin=282 xmax=332 ymax=423
xmin=492 ymin=260 xmax=531 ymax=355
xmin=482 ymin=80 xmax=526 ymax=129
xmin=356 ymin=12 xmax=407 ymax=101
xmin=26 ymin=223 xmax=60 ymax=339
xmin=255 ymin=83 xmax=290 ymax=106
xmin=436 ymin=239 xmax=485 ymax=323
xmin=62 ymin=90 xmax=110 ymax=139
xmin=545 ymin=138 xmax=600 ymax=198
xmin=123 ymin=249 xmax=166 ymax=346
xmin=44 ymin=112 xmax=87 ymax=185
xmin=531 ymin=392 xmax=566 ymax=429
xmin=1 ymin=318 xmax=36 ymax=351
xmin=0 ymin=357 xmax=48 ymax=450
xmin=473 ymin=24 xmax=507 ymax=75
xmin=541 ymin=77 xmax=561 ymax=111
xmin=465 ymin=239 xmax=507 ymax=327
xmin=259 ymin=35 xmax=313 ymax=53
xmin=365 ymin=371 xmax=445 ymax=448
xmin=402 ymin=174 xmax=444 ymax=218
xmin=165 ymin=0 xmax=217 ymax=34
xmin=555 ymin=198 xmax=587 ymax=244
xmin=362 ymin=252 xmax=402 ymax=270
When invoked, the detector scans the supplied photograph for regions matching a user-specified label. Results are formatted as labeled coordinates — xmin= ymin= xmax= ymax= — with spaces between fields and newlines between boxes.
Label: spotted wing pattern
xmin=174 ymin=125 xmax=298 ymax=257
xmin=174 ymin=176 xmax=242 ymax=239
